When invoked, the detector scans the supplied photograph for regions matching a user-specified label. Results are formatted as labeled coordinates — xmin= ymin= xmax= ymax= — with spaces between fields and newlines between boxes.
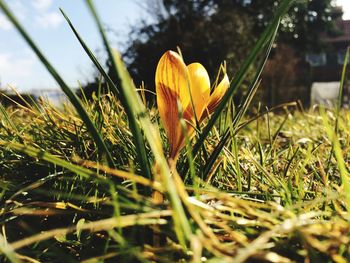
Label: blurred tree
xmin=122 ymin=0 xmax=341 ymax=97
xmin=80 ymin=0 xmax=341 ymax=106
xmin=123 ymin=0 xmax=255 ymax=99
xmin=228 ymin=0 xmax=342 ymax=51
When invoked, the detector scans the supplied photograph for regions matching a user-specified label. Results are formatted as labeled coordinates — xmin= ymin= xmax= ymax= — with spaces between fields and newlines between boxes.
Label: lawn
xmin=1 ymin=92 xmax=350 ymax=262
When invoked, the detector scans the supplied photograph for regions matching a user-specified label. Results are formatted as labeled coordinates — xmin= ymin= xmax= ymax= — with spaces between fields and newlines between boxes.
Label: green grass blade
xmin=84 ymin=0 xmax=152 ymax=179
xmin=0 ymin=0 xmax=115 ymax=168
xmin=190 ymin=0 xmax=294 ymax=160
xmin=186 ymin=20 xmax=279 ymax=178
xmin=0 ymin=103 xmax=19 ymax=134
xmin=0 ymin=233 xmax=21 ymax=263
xmin=60 ymin=8 xmax=151 ymax=179
xmin=0 ymin=140 xmax=104 ymax=181
xmin=335 ymin=46 xmax=349 ymax=133
xmin=58 ymin=8 xmax=192 ymax=244
xmin=111 ymin=51 xmax=193 ymax=247
xmin=1 ymin=141 xmax=157 ymax=199
xmin=0 ymin=102 xmax=26 ymax=145
xmin=201 ymin=74 xmax=260 ymax=179
xmin=59 ymin=10 xmax=116 ymax=91
xmin=320 ymin=108 xmax=350 ymax=211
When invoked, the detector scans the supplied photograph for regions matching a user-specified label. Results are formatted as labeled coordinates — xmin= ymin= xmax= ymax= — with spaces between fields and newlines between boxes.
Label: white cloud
xmin=32 ymin=0 xmax=53 ymax=11
xmin=0 ymin=51 xmax=36 ymax=88
xmin=8 ymin=0 xmax=27 ymax=21
xmin=1 ymin=1 xmax=63 ymax=30
xmin=0 ymin=0 xmax=27 ymax=31
xmin=0 ymin=14 xmax=13 ymax=30
xmin=35 ymin=12 xmax=63 ymax=29
xmin=31 ymin=0 xmax=63 ymax=29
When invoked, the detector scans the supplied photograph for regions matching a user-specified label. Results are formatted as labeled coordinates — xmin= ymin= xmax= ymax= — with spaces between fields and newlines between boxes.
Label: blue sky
xmin=0 ymin=0 xmax=143 ymax=91
xmin=0 ymin=0 xmax=349 ymax=92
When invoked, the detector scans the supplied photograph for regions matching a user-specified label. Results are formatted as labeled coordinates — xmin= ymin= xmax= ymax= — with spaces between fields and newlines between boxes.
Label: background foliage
xmin=122 ymin=0 xmax=341 ymax=103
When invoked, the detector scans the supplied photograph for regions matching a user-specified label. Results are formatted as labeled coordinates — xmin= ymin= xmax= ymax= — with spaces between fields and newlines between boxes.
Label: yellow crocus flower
xmin=155 ymin=50 xmax=229 ymax=160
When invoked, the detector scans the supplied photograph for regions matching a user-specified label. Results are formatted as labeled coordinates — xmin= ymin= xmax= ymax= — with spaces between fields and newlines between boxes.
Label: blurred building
xmin=306 ymin=18 xmax=350 ymax=106
xmin=307 ymin=19 xmax=350 ymax=82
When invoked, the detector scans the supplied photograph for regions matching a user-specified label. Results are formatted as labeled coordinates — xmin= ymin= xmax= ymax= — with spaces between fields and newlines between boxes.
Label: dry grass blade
xmin=73 ymin=158 xmax=163 ymax=191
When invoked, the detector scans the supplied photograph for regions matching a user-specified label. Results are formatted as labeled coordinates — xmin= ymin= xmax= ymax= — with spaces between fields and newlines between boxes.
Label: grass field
xmin=1 ymin=94 xmax=350 ymax=262
xmin=1 ymin=0 xmax=350 ymax=262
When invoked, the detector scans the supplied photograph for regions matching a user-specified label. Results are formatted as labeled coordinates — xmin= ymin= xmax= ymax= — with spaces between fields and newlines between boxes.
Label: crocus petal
xmin=155 ymin=51 xmax=190 ymax=109
xmin=155 ymin=50 xmax=191 ymax=159
xmin=187 ymin=63 xmax=211 ymax=121
xmin=206 ymin=73 xmax=230 ymax=115
xmin=156 ymin=84 xmax=185 ymax=159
